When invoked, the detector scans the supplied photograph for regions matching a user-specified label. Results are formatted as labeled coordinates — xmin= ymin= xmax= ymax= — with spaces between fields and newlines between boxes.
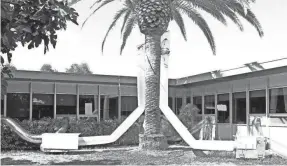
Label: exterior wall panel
xmin=213 ymin=82 xmax=231 ymax=93
xmin=120 ymin=86 xmax=137 ymax=96
xmin=169 ymin=87 xmax=176 ymax=97
xmin=32 ymin=82 xmax=54 ymax=94
xmin=56 ymin=83 xmax=77 ymax=94
xmin=100 ymin=85 xmax=118 ymax=95
xmin=7 ymin=81 xmax=30 ymax=93
xmin=249 ymin=76 xmax=267 ymax=90
xmin=269 ymin=73 xmax=287 ymax=88
xmin=232 ymin=79 xmax=249 ymax=92
xmin=79 ymin=84 xmax=98 ymax=95
xmin=191 ymin=86 xmax=204 ymax=96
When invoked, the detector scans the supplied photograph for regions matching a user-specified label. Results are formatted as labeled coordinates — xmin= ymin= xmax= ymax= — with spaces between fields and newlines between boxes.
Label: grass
xmin=1 ymin=146 xmax=287 ymax=165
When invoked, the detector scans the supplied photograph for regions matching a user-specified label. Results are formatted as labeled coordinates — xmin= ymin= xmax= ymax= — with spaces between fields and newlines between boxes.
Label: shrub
xmin=161 ymin=104 xmax=213 ymax=143
xmin=1 ymin=117 xmax=140 ymax=150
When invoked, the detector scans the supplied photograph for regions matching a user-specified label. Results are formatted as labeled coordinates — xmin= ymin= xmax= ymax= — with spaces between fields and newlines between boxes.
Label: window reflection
xmin=7 ymin=93 xmax=30 ymax=120
xmin=204 ymin=95 xmax=215 ymax=114
xmin=250 ymin=90 xmax=266 ymax=114
xmin=232 ymin=92 xmax=246 ymax=124
xmin=217 ymin=94 xmax=229 ymax=123
xmin=32 ymin=94 xmax=54 ymax=120
xmin=56 ymin=94 xmax=76 ymax=115
xmin=269 ymin=88 xmax=287 ymax=114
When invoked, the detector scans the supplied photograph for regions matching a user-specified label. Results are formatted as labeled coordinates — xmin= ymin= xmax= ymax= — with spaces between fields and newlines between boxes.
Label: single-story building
xmin=1 ymin=58 xmax=287 ymax=141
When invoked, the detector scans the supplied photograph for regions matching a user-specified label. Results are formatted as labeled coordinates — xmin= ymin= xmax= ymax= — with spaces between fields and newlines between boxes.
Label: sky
xmin=7 ymin=0 xmax=287 ymax=79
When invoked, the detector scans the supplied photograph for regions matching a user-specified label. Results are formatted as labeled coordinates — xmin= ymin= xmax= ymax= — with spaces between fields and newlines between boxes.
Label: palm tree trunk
xmin=139 ymin=34 xmax=168 ymax=150
xmin=144 ymin=34 xmax=162 ymax=135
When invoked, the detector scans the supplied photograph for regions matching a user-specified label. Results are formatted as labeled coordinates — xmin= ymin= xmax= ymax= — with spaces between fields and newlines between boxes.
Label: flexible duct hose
xmin=1 ymin=117 xmax=70 ymax=144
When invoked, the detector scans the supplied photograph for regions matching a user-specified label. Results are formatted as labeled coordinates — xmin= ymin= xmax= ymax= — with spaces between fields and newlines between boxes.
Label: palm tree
xmin=82 ymin=0 xmax=263 ymax=150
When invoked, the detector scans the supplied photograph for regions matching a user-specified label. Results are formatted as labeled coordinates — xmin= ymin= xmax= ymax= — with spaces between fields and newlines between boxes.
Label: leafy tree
xmin=40 ymin=63 xmax=58 ymax=72
xmin=1 ymin=0 xmax=79 ymax=97
xmin=83 ymin=0 xmax=263 ymax=150
xmin=65 ymin=63 xmax=93 ymax=74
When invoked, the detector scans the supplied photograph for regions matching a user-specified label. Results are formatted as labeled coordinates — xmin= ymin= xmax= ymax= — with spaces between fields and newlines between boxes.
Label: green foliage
xmin=65 ymin=63 xmax=93 ymax=74
xmin=1 ymin=117 xmax=140 ymax=150
xmin=1 ymin=57 xmax=16 ymax=98
xmin=1 ymin=0 xmax=79 ymax=63
xmin=40 ymin=63 xmax=58 ymax=72
xmin=83 ymin=0 xmax=263 ymax=55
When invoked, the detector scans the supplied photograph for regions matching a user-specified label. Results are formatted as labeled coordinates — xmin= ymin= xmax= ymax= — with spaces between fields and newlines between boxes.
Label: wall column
xmin=246 ymin=82 xmax=250 ymax=135
xmin=214 ymin=92 xmax=218 ymax=140
xmin=172 ymin=97 xmax=176 ymax=113
xmin=229 ymin=86 xmax=233 ymax=139
xmin=118 ymin=81 xmax=121 ymax=120
xmin=76 ymin=84 xmax=79 ymax=120
xmin=4 ymin=94 xmax=7 ymax=117
xmin=29 ymin=82 xmax=33 ymax=120
xmin=98 ymin=85 xmax=101 ymax=122
xmin=54 ymin=83 xmax=57 ymax=119
xmin=94 ymin=94 xmax=98 ymax=120
xmin=103 ymin=95 xmax=109 ymax=120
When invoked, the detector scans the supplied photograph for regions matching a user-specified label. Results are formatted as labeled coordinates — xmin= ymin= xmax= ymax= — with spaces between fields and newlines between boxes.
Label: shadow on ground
xmin=1 ymin=157 xmax=37 ymax=165
xmin=49 ymin=159 xmax=122 ymax=165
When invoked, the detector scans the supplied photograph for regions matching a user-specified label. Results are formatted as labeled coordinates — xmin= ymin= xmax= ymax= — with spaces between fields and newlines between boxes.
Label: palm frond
xmin=213 ymin=0 xmax=244 ymax=31
xmin=101 ymin=8 xmax=129 ymax=53
xmin=180 ymin=0 xmax=227 ymax=26
xmin=171 ymin=8 xmax=187 ymax=41
xmin=90 ymin=0 xmax=102 ymax=9
xmin=176 ymin=3 xmax=216 ymax=55
xmin=124 ymin=0 xmax=136 ymax=10
xmin=82 ymin=0 xmax=116 ymax=28
xmin=121 ymin=10 xmax=131 ymax=34
xmin=120 ymin=14 xmax=136 ymax=55
xmin=226 ymin=1 xmax=264 ymax=37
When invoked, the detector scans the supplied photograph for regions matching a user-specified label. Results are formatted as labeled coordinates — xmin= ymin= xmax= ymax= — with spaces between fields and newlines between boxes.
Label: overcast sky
xmin=8 ymin=0 xmax=287 ymax=78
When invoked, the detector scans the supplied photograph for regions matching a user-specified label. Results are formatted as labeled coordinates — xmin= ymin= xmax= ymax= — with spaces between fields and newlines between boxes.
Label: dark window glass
xmin=250 ymin=90 xmax=266 ymax=114
xmin=186 ymin=97 xmax=191 ymax=104
xmin=7 ymin=93 xmax=30 ymax=120
xmin=56 ymin=94 xmax=76 ymax=115
xmin=79 ymin=95 xmax=95 ymax=115
xmin=168 ymin=97 xmax=173 ymax=110
xmin=193 ymin=96 xmax=202 ymax=115
xmin=32 ymin=94 xmax=54 ymax=120
xmin=204 ymin=95 xmax=215 ymax=114
xmin=217 ymin=94 xmax=230 ymax=123
xmin=232 ymin=92 xmax=246 ymax=124
xmin=176 ymin=97 xmax=182 ymax=114
xmin=269 ymin=88 xmax=287 ymax=114
xmin=1 ymin=99 xmax=4 ymax=115
xmin=121 ymin=96 xmax=138 ymax=117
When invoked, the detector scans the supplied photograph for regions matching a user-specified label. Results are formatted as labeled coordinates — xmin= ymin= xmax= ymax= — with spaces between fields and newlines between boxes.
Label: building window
xmin=168 ymin=97 xmax=173 ymax=110
xmin=269 ymin=88 xmax=287 ymax=114
xmin=175 ymin=97 xmax=182 ymax=114
xmin=250 ymin=90 xmax=266 ymax=114
xmin=32 ymin=94 xmax=54 ymax=120
xmin=79 ymin=95 xmax=95 ymax=115
xmin=193 ymin=96 xmax=202 ymax=115
xmin=7 ymin=93 xmax=30 ymax=120
xmin=1 ymin=99 xmax=4 ymax=115
xmin=186 ymin=97 xmax=191 ymax=104
xmin=232 ymin=92 xmax=246 ymax=124
xmin=56 ymin=94 xmax=76 ymax=115
xmin=217 ymin=93 xmax=230 ymax=123
xmin=204 ymin=95 xmax=215 ymax=114
xmin=121 ymin=96 xmax=138 ymax=117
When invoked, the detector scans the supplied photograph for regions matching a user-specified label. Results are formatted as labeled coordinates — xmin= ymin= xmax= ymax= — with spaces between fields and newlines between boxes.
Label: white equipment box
xmin=41 ymin=133 xmax=80 ymax=152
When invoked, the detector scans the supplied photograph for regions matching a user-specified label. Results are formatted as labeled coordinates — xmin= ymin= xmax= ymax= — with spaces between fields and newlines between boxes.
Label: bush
xmin=1 ymin=105 xmax=211 ymax=150
xmin=161 ymin=104 xmax=213 ymax=143
xmin=1 ymin=117 xmax=140 ymax=150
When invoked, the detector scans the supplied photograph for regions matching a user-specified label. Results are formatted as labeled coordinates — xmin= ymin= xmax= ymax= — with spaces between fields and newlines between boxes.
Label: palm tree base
xmin=139 ymin=133 xmax=168 ymax=150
